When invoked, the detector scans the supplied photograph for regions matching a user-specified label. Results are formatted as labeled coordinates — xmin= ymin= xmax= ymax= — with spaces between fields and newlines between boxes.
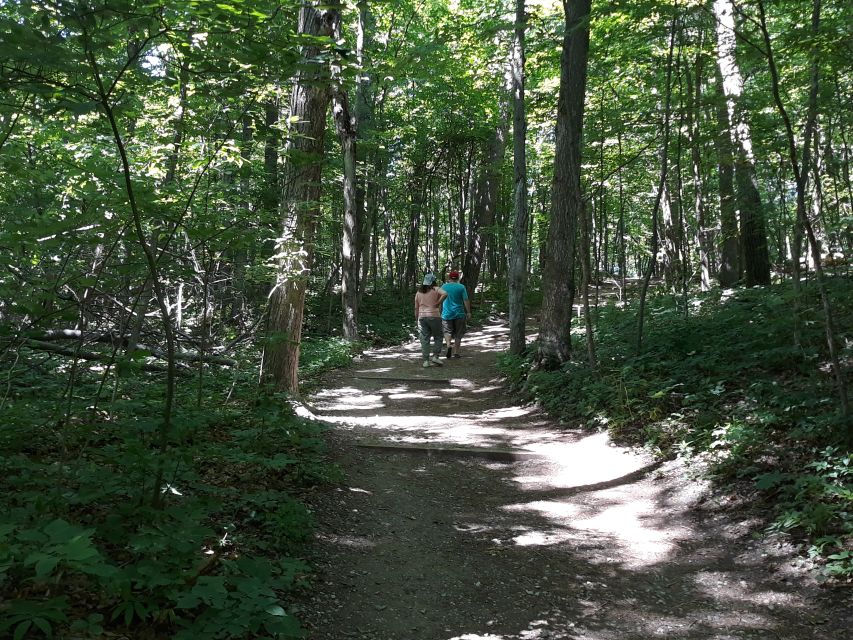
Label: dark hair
xmin=419 ymin=284 xmax=433 ymax=294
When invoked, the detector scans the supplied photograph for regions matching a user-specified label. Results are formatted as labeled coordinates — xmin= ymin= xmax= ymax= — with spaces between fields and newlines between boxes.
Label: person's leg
xmin=419 ymin=318 xmax=432 ymax=366
xmin=428 ymin=318 xmax=443 ymax=365
xmin=452 ymin=317 xmax=467 ymax=357
xmin=442 ymin=319 xmax=453 ymax=358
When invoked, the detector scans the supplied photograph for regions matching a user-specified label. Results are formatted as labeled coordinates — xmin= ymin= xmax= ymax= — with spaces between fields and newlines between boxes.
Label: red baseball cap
xmin=448 ymin=270 xmax=460 ymax=279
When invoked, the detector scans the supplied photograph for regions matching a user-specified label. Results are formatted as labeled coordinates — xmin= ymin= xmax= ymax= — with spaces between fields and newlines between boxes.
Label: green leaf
xmin=34 ymin=555 xmax=60 ymax=578
xmin=31 ymin=618 xmax=52 ymax=638
xmin=13 ymin=621 xmax=32 ymax=640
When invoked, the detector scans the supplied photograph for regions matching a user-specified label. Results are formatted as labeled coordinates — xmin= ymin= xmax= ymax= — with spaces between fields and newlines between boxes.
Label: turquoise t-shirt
xmin=440 ymin=282 xmax=468 ymax=320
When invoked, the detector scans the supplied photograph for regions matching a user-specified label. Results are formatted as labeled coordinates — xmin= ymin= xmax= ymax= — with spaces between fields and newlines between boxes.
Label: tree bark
xmin=263 ymin=3 xmax=336 ymax=394
xmin=713 ymin=0 xmax=770 ymax=286
xmin=536 ymin=0 xmax=591 ymax=367
xmin=331 ymin=11 xmax=359 ymax=341
xmin=687 ymin=50 xmax=712 ymax=291
xmin=463 ymin=105 xmax=509 ymax=298
xmin=508 ymin=0 xmax=529 ymax=355
xmin=712 ymin=63 xmax=739 ymax=286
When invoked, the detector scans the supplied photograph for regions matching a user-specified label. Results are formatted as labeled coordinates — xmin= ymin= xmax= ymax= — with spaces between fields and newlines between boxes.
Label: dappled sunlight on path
xmin=301 ymin=319 xmax=850 ymax=640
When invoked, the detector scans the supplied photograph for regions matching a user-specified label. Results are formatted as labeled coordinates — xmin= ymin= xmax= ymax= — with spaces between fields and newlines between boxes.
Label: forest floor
xmin=296 ymin=319 xmax=852 ymax=640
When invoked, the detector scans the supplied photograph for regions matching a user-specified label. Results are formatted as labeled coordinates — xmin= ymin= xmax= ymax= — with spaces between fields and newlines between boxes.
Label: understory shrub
xmin=0 ymin=352 xmax=342 ymax=638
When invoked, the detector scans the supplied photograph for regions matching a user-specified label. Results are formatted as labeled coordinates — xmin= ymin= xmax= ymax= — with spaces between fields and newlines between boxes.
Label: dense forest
xmin=1 ymin=0 xmax=851 ymax=637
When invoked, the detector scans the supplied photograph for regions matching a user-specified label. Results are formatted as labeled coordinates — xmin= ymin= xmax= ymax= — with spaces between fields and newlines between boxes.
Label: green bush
xmin=0 ymin=363 xmax=332 ymax=638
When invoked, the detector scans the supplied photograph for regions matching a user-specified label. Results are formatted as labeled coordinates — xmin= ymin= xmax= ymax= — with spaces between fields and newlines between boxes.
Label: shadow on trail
xmin=302 ymin=320 xmax=849 ymax=640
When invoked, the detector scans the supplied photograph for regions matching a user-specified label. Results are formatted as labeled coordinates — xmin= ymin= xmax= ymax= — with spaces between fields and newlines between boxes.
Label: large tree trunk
xmin=508 ymin=0 xmax=528 ymax=355
xmin=263 ymin=4 xmax=336 ymax=393
xmin=712 ymin=64 xmax=739 ymax=286
xmin=713 ymin=0 xmax=770 ymax=286
xmin=536 ymin=0 xmax=591 ymax=367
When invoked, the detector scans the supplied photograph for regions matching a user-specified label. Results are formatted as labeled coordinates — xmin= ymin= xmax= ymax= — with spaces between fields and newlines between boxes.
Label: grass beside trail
xmin=498 ymin=275 xmax=853 ymax=582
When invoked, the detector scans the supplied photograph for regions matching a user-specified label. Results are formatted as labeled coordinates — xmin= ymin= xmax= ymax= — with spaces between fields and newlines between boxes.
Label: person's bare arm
xmin=465 ymin=299 xmax=471 ymax=317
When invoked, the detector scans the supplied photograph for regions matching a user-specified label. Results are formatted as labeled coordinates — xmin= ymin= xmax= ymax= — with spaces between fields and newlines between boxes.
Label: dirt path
xmin=298 ymin=321 xmax=851 ymax=639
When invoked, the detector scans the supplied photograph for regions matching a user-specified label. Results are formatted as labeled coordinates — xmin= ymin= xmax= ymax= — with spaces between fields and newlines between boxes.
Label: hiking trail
xmin=298 ymin=319 xmax=851 ymax=640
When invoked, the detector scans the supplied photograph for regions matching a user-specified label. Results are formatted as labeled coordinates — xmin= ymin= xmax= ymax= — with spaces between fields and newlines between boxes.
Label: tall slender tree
xmin=508 ymin=0 xmax=529 ymax=355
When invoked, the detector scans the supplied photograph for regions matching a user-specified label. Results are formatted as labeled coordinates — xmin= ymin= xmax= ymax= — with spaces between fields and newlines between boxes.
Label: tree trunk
xmin=713 ymin=0 xmax=770 ymax=286
xmin=356 ymin=0 xmax=375 ymax=298
xmin=536 ymin=0 xmax=591 ymax=367
xmin=687 ymin=50 xmax=712 ymax=291
xmin=263 ymin=3 xmax=336 ymax=394
xmin=712 ymin=63 xmax=739 ymax=286
xmin=331 ymin=11 xmax=359 ymax=341
xmin=508 ymin=0 xmax=528 ymax=355
xmin=463 ymin=105 xmax=509 ymax=298
xmin=636 ymin=14 xmax=677 ymax=353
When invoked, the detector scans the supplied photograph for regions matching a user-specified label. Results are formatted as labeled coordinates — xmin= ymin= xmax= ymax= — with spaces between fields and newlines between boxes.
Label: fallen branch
xmin=22 ymin=339 xmax=191 ymax=374
xmin=27 ymin=331 xmax=238 ymax=366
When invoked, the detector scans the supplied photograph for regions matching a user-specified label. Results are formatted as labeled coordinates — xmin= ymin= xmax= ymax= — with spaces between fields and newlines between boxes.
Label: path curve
xmin=299 ymin=320 xmax=851 ymax=640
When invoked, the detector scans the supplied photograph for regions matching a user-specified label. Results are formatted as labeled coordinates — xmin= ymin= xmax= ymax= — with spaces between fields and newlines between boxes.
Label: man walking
xmin=440 ymin=270 xmax=471 ymax=358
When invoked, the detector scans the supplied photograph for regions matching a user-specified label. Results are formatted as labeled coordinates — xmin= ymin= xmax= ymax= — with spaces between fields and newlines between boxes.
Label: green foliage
xmin=0 ymin=364 xmax=331 ymax=638
xmin=499 ymin=277 xmax=853 ymax=575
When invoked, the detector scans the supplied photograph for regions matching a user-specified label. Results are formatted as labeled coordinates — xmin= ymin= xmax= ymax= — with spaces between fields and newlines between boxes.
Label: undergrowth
xmin=0 ymin=287 xmax=443 ymax=639
xmin=498 ymin=276 xmax=853 ymax=581
xmin=0 ymin=357 xmax=342 ymax=639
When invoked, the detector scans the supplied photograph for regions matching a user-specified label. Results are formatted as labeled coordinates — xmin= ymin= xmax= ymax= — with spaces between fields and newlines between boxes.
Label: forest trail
xmin=298 ymin=319 xmax=851 ymax=640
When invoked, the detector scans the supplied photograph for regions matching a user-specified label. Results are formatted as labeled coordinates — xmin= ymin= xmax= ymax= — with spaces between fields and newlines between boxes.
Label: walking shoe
xmin=422 ymin=361 xmax=431 ymax=368
xmin=453 ymin=353 xmax=461 ymax=358
xmin=430 ymin=355 xmax=443 ymax=366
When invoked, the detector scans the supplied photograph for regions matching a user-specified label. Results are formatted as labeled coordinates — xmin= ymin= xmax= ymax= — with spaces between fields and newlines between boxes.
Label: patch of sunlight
xmin=479 ymin=406 xmax=533 ymax=420
xmin=513 ymin=529 xmax=572 ymax=547
xmin=313 ymin=386 xmax=363 ymax=397
xmin=348 ymin=487 xmax=371 ymax=494
xmin=453 ymin=522 xmax=493 ymax=533
xmin=311 ymin=392 xmax=386 ymax=411
xmin=471 ymin=385 xmax=504 ymax=394
xmin=318 ymin=413 xmax=510 ymax=446
xmin=388 ymin=392 xmax=440 ymax=400
xmin=316 ymin=533 xmax=376 ymax=549
xmin=505 ymin=492 xmax=685 ymax=566
xmin=693 ymin=571 xmax=803 ymax=608
xmin=514 ymin=432 xmax=650 ymax=490
xmin=375 ymin=385 xmax=409 ymax=394
xmin=448 ymin=635 xmax=503 ymax=640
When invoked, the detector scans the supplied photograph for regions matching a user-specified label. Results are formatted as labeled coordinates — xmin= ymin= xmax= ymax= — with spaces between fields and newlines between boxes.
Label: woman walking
xmin=414 ymin=273 xmax=446 ymax=368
